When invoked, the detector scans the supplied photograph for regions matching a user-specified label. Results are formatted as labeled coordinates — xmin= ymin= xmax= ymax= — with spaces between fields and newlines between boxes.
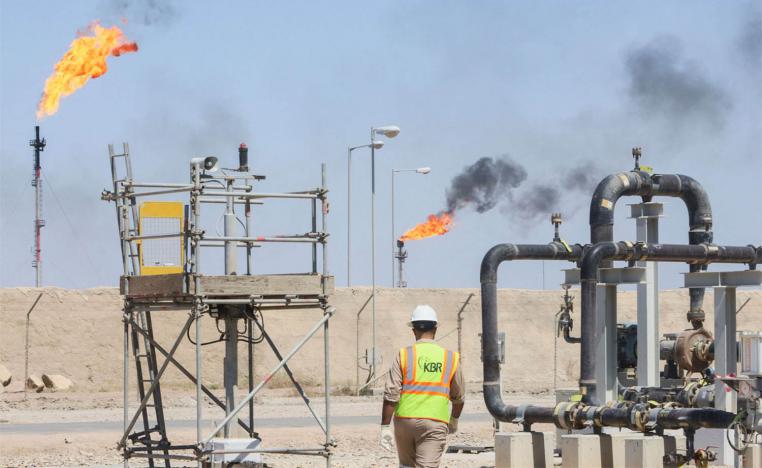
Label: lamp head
xmin=416 ymin=167 xmax=431 ymax=174
xmin=371 ymin=140 xmax=385 ymax=150
xmin=373 ymin=125 xmax=401 ymax=138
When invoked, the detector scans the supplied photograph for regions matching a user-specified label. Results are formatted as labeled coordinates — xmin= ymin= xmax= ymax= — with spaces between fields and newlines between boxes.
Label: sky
xmin=1 ymin=1 xmax=760 ymax=291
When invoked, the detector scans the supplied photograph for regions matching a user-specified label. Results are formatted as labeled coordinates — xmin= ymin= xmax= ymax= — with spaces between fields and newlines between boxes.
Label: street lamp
xmin=391 ymin=167 xmax=431 ymax=286
xmin=369 ymin=125 xmax=399 ymax=380
xmin=347 ymin=140 xmax=384 ymax=287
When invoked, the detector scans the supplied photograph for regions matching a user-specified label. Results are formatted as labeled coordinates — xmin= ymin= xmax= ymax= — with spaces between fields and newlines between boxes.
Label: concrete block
xmin=662 ymin=434 xmax=686 ymax=468
xmin=624 ymin=436 xmax=664 ymax=468
xmin=42 ymin=374 xmax=73 ymax=391
xmin=495 ymin=432 xmax=533 ymax=468
xmin=532 ymin=432 xmax=555 ymax=468
xmin=600 ymin=432 xmax=641 ymax=467
xmin=0 ymin=364 xmax=11 ymax=387
xmin=743 ymin=444 xmax=762 ymax=468
xmin=26 ymin=374 xmax=44 ymax=392
xmin=562 ymin=434 xmax=602 ymax=468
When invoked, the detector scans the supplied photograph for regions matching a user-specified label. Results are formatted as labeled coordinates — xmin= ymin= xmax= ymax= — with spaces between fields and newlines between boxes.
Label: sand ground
xmin=2 ymin=286 xmax=760 ymax=466
xmin=1 ymin=388 xmax=551 ymax=467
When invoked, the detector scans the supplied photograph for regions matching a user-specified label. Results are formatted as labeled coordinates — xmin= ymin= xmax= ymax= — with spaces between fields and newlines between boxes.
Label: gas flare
xmin=37 ymin=23 xmax=138 ymax=119
xmin=400 ymin=212 xmax=453 ymax=241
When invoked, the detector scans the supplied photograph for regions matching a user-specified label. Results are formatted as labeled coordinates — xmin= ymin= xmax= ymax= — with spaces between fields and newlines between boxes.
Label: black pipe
xmin=562 ymin=326 xmax=581 ymax=344
xmin=589 ymin=172 xmax=713 ymax=326
xmin=480 ymin=242 xmax=583 ymax=424
xmin=594 ymin=406 xmax=735 ymax=430
xmin=478 ymin=240 xmax=746 ymax=432
xmin=579 ymin=242 xmax=761 ymax=402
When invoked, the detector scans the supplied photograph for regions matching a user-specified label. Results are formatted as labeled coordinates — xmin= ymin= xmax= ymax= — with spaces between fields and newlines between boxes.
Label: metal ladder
xmin=128 ymin=309 xmax=171 ymax=467
xmin=108 ymin=144 xmax=171 ymax=467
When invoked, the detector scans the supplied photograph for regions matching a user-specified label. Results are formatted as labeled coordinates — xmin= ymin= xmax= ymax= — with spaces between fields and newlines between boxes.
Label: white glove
xmin=380 ymin=424 xmax=395 ymax=452
xmin=448 ymin=417 xmax=459 ymax=434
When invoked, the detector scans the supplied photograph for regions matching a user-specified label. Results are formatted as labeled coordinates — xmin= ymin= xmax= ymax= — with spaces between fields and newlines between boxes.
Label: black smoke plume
xmin=625 ymin=37 xmax=731 ymax=130
xmin=513 ymin=161 xmax=602 ymax=221
xmin=445 ymin=156 xmax=527 ymax=214
xmin=515 ymin=184 xmax=560 ymax=219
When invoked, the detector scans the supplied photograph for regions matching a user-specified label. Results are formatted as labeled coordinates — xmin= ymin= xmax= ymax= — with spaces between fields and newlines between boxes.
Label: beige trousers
xmin=393 ymin=416 xmax=448 ymax=468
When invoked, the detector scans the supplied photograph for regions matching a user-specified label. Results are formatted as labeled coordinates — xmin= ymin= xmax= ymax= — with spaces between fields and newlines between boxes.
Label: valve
xmin=556 ymin=285 xmax=580 ymax=344
xmin=551 ymin=212 xmax=562 ymax=242
xmin=632 ymin=147 xmax=642 ymax=170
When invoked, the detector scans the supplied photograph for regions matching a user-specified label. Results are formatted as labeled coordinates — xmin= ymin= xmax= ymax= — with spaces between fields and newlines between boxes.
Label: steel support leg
xmin=695 ymin=287 xmax=739 ymax=466
xmin=324 ymin=308 xmax=332 ymax=468
xmin=224 ymin=314 xmax=239 ymax=438
xmin=634 ymin=203 xmax=660 ymax=387
xmin=595 ymin=284 xmax=617 ymax=404
xmin=124 ymin=308 xmax=130 ymax=468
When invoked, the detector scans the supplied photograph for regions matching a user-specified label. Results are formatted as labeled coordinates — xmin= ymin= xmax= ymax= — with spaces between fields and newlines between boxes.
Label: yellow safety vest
xmin=395 ymin=342 xmax=459 ymax=423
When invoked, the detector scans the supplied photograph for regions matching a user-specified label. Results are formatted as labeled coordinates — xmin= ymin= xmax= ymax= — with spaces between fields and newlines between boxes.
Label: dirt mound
xmin=1 ymin=286 xmax=760 ymax=394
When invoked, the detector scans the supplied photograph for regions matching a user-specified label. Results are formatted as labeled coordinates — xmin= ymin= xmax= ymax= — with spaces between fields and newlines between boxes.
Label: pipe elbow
xmin=675 ymin=174 xmax=713 ymax=231
xmin=581 ymin=242 xmax=620 ymax=281
xmin=480 ymin=244 xmax=517 ymax=283
xmin=589 ymin=172 xmax=644 ymax=226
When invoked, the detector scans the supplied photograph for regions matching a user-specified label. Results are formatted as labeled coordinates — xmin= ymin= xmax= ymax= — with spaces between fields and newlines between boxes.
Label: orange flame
xmin=400 ymin=212 xmax=453 ymax=241
xmin=37 ymin=23 xmax=138 ymax=119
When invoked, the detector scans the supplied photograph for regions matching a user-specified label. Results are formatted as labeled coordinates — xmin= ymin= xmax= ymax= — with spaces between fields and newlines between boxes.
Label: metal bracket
xmin=628 ymin=202 xmax=664 ymax=219
xmin=683 ymin=270 xmax=762 ymax=288
xmin=512 ymin=404 xmax=529 ymax=425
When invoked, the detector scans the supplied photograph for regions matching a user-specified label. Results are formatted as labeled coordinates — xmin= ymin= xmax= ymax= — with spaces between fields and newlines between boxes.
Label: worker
xmin=379 ymin=304 xmax=464 ymax=468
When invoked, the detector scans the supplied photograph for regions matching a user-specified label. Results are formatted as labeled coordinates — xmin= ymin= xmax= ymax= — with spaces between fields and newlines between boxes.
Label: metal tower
xmin=29 ymin=126 xmax=46 ymax=287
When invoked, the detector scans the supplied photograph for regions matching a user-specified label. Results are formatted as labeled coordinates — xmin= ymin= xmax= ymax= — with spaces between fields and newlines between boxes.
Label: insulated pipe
xmin=480 ymin=242 xmax=583 ymax=424
xmin=588 ymin=405 xmax=736 ymax=430
xmin=479 ymin=240 xmax=744 ymax=432
xmin=589 ymin=172 xmax=713 ymax=325
xmin=579 ymin=242 xmax=761 ymax=403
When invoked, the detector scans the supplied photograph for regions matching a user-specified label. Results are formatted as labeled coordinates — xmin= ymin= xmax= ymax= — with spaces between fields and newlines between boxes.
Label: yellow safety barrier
xmin=138 ymin=201 xmax=184 ymax=276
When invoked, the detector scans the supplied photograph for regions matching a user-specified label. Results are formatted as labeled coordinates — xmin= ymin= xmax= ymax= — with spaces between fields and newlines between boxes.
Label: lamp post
xmin=391 ymin=167 xmax=431 ymax=286
xmin=369 ymin=125 xmax=400 ymax=380
xmin=347 ymin=141 xmax=383 ymax=287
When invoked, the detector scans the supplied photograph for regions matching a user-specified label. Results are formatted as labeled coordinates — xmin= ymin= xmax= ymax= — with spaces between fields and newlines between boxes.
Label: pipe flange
xmin=593 ymin=406 xmax=604 ymax=427
xmin=570 ymin=405 xmax=588 ymax=430
xmin=512 ymin=404 xmax=529 ymax=425
xmin=644 ymin=408 xmax=660 ymax=432
xmin=553 ymin=402 xmax=576 ymax=430
xmin=584 ymin=406 xmax=597 ymax=427
xmin=629 ymin=404 xmax=646 ymax=432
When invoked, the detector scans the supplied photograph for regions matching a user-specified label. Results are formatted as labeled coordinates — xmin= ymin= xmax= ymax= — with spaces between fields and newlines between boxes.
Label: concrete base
xmin=600 ymin=432 xmax=642 ymax=467
xmin=743 ymin=444 xmax=761 ymax=468
xmin=206 ymin=438 xmax=262 ymax=465
xmin=624 ymin=437 xmax=664 ymax=468
xmin=662 ymin=434 xmax=686 ymax=468
xmin=561 ymin=434 xmax=601 ymax=468
xmin=531 ymin=432 xmax=555 ymax=468
xmin=495 ymin=432 xmax=555 ymax=468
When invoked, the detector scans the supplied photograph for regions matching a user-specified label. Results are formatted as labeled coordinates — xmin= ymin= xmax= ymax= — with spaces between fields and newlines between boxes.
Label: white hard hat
xmin=409 ymin=305 xmax=438 ymax=327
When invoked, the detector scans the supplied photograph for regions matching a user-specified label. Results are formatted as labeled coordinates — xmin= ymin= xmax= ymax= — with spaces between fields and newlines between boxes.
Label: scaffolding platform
xmin=103 ymin=143 xmax=335 ymax=467
xmin=121 ymin=273 xmax=335 ymax=300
